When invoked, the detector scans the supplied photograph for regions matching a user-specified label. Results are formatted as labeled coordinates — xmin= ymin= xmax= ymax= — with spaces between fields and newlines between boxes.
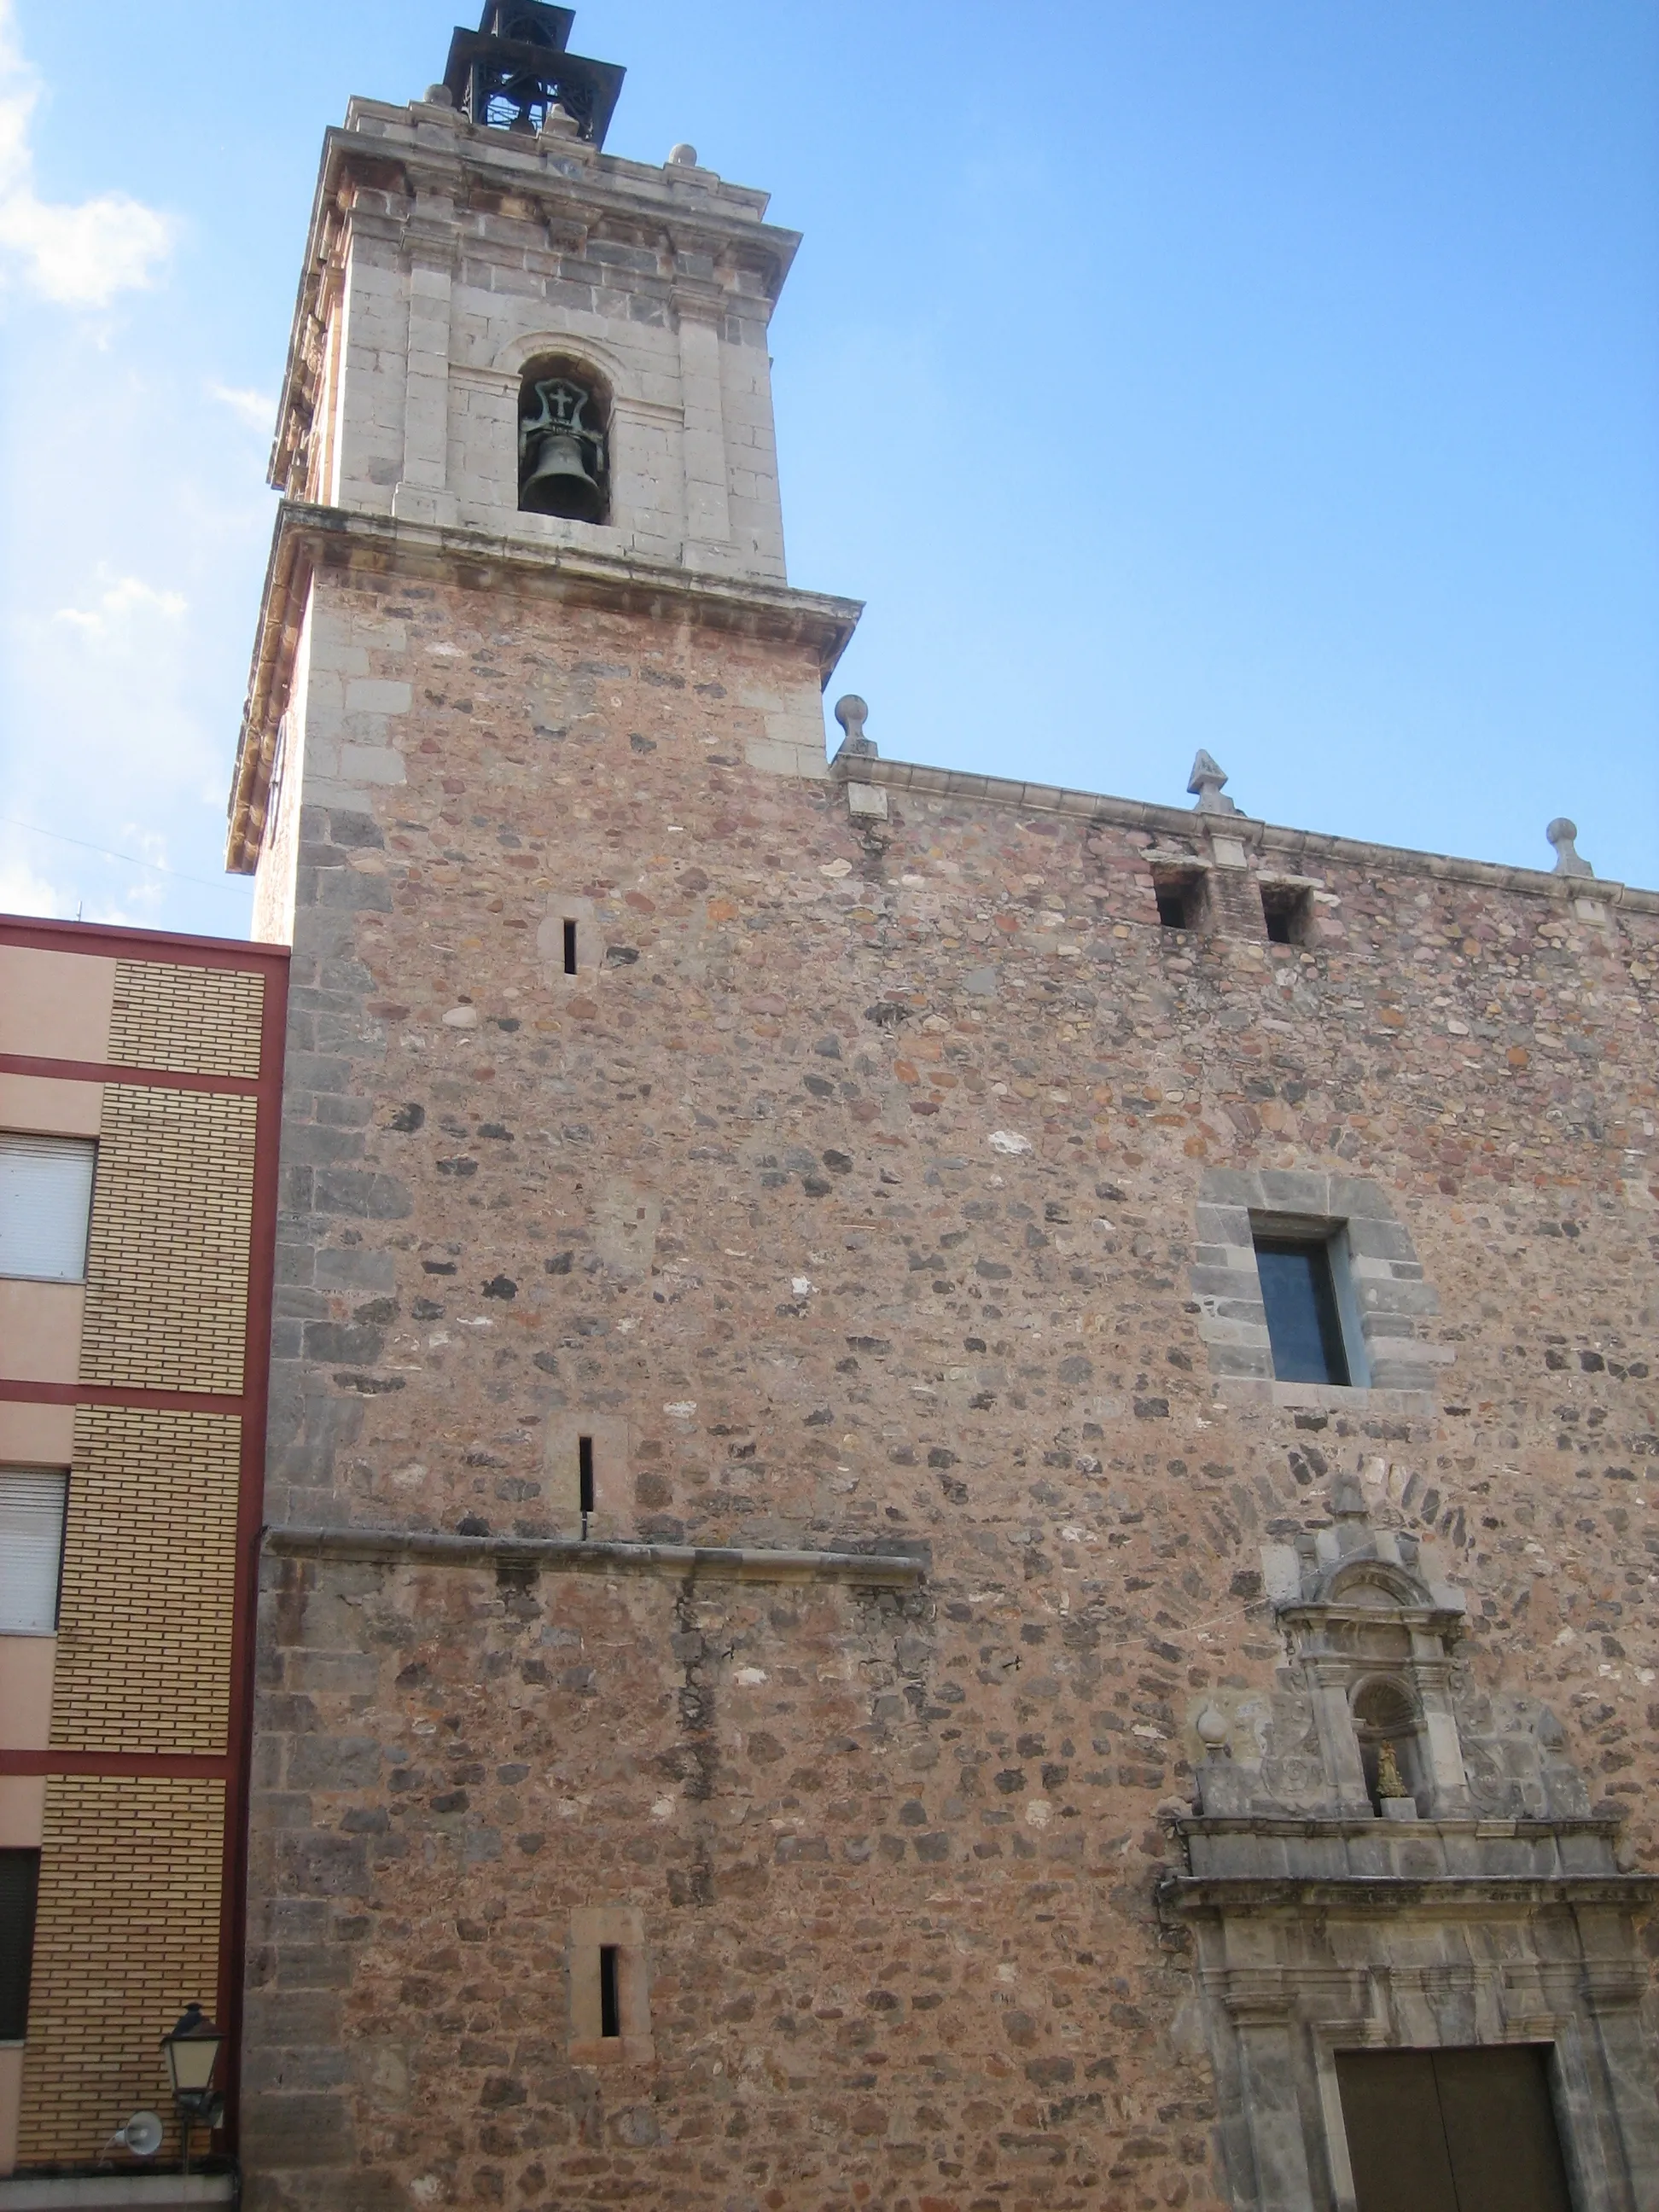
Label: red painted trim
xmin=216 ymin=947 xmax=288 ymax=2156
xmin=0 ymin=914 xmax=291 ymax=968
xmin=0 ymin=1051 xmax=261 ymax=1097
xmin=0 ymin=1382 xmax=248 ymax=1415
xmin=0 ymin=1749 xmax=233 ymax=1779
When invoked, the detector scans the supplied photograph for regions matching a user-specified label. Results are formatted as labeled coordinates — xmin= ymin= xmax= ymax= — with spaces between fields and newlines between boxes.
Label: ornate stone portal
xmin=1161 ymin=1476 xmax=1659 ymax=2212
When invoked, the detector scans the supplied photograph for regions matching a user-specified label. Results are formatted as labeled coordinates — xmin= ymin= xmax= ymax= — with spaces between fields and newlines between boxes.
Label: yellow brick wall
xmin=107 ymin=960 xmax=265 ymax=1079
xmin=50 ymin=1406 xmax=241 ymax=1755
xmin=17 ymin=1777 xmax=224 ymax=2167
xmin=79 ymin=1086 xmax=256 ymax=1394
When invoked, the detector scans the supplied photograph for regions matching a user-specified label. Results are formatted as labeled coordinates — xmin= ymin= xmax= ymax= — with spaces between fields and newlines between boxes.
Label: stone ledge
xmin=264 ymin=1522 xmax=927 ymax=1587
xmin=1212 ymin=1379 xmax=1441 ymax=1418
xmin=1160 ymin=1872 xmax=1659 ymax=1915
xmin=0 ymin=2177 xmax=235 ymax=2209
xmin=1179 ymin=1815 xmax=1626 ymax=1840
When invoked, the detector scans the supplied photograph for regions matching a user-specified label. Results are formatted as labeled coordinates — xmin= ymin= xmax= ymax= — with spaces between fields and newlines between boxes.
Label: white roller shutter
xmin=0 ymin=1469 xmax=67 ymax=1633
xmin=0 ymin=1134 xmax=96 ymax=1282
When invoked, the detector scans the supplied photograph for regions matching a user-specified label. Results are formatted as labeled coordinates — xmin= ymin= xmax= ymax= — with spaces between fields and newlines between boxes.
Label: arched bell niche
xmin=517 ymin=355 xmax=612 ymax=522
xmin=1350 ymin=1674 xmax=1429 ymax=1815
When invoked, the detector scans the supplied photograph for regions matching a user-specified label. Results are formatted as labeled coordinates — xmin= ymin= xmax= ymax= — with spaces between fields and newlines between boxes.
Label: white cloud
xmin=54 ymin=571 xmax=189 ymax=641
xmin=208 ymin=382 xmax=276 ymax=435
xmin=0 ymin=845 xmax=67 ymax=918
xmin=0 ymin=1 xmax=172 ymax=306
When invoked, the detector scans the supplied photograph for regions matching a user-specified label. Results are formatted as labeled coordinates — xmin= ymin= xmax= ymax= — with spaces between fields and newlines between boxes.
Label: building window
xmin=0 ymin=1134 xmax=96 ymax=1284
xmin=0 ymin=1470 xmax=67 ymax=1634
xmin=569 ymin=1906 xmax=651 ymax=2062
xmin=1260 ymin=882 xmax=1312 ymax=945
xmin=1336 ymin=2045 xmax=1572 ymax=2212
xmin=518 ymin=359 xmax=610 ymax=522
xmin=1153 ymin=868 xmax=1206 ymax=931
xmin=0 ymin=1851 xmax=40 ymax=2042
xmin=1253 ymin=1228 xmax=1366 ymax=1387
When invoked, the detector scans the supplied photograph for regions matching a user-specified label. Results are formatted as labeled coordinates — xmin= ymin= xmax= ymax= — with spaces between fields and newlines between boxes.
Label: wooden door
xmin=1336 ymin=2046 xmax=1574 ymax=2212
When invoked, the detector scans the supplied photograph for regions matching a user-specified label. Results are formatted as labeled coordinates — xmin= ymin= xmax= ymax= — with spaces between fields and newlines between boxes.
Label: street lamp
xmin=160 ymin=2004 xmax=224 ymax=2171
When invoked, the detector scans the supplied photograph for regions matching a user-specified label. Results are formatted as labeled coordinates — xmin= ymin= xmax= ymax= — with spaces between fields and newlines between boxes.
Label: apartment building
xmin=0 ymin=918 xmax=286 ymax=2202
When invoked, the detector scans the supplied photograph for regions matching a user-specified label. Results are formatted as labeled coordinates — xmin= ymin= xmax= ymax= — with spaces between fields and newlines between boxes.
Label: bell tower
xmin=229 ymin=2 xmax=859 ymax=927
xmin=222 ymin=23 xmax=862 ymax=2195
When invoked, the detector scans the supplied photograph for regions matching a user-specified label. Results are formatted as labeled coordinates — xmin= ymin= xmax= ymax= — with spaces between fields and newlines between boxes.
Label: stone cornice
xmin=264 ymin=1522 xmax=927 ymax=1588
xmin=1160 ymin=1873 xmax=1659 ymax=1915
xmin=224 ymin=503 xmax=864 ymax=873
xmin=835 ymin=754 xmax=1658 ymax=911
xmin=1177 ymin=1814 xmax=1626 ymax=1841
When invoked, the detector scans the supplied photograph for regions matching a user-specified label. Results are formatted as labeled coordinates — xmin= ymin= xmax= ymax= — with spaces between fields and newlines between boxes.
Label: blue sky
xmin=1 ymin=0 xmax=1655 ymax=937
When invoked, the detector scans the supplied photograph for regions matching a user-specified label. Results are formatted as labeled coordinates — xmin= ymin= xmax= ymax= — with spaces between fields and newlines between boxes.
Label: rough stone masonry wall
xmin=246 ymin=560 xmax=1659 ymax=2212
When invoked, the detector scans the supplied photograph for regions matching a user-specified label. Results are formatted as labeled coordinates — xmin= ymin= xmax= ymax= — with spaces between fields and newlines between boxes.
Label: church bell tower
xmin=228 ymin=1 xmax=859 ymax=925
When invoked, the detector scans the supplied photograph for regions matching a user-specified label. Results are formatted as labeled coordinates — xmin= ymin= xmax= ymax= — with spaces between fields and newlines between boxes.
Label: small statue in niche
xmin=1374 ymin=1740 xmax=1412 ymax=1814
xmin=519 ymin=374 xmax=608 ymax=521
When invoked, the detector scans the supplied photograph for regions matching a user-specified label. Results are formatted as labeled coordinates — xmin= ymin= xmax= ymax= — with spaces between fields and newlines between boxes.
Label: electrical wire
xmin=0 ymin=814 xmax=247 ymax=896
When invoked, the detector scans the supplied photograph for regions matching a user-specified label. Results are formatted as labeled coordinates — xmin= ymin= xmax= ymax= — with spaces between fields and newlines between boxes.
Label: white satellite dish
xmin=112 ymin=2110 xmax=164 ymax=2158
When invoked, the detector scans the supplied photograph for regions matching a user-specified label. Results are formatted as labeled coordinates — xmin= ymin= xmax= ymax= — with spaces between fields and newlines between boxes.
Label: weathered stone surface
xmin=239 ymin=546 xmax=1659 ymax=2209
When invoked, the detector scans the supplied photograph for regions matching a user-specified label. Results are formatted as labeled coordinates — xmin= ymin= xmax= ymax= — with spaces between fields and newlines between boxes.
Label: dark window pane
xmin=0 ymin=1849 xmax=40 ymax=2040
xmin=1254 ymin=1238 xmax=1349 ymax=1385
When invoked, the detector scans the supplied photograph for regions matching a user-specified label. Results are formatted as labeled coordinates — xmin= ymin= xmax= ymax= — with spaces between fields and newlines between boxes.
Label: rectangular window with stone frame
xmin=1190 ymin=1170 xmax=1444 ymax=1399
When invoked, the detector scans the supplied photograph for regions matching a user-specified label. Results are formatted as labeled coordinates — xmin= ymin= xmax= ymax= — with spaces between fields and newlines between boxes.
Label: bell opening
xmin=518 ymin=358 xmax=611 ymax=526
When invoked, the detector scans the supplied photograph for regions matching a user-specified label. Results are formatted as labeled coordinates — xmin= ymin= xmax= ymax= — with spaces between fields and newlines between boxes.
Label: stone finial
xmin=833 ymin=695 xmax=876 ymax=760
xmin=667 ymin=142 xmax=699 ymax=166
xmin=540 ymin=102 xmax=582 ymax=141
xmin=1196 ymin=1705 xmax=1231 ymax=1757
xmin=422 ymin=83 xmax=456 ymax=107
xmin=1546 ymin=818 xmax=1593 ymax=878
xmin=1187 ymin=749 xmax=1238 ymax=816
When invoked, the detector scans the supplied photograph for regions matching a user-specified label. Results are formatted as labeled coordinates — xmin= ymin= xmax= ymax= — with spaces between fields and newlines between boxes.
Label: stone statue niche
xmin=1162 ymin=1473 xmax=1659 ymax=2212
xmin=1188 ymin=1470 xmax=1588 ymax=1830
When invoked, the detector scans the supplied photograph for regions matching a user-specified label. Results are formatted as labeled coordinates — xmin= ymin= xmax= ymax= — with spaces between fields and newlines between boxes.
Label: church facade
xmin=224 ymin=11 xmax=1659 ymax=2209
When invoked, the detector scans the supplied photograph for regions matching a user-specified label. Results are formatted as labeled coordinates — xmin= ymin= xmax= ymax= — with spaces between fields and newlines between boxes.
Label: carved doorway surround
xmin=1160 ymin=1477 xmax=1659 ymax=2212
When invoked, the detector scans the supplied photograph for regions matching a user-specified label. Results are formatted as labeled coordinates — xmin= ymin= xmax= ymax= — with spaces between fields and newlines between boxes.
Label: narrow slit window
xmin=598 ymin=1945 xmax=621 ymax=2039
xmin=562 ymin=919 xmax=579 ymax=976
xmin=578 ymin=1435 xmax=595 ymax=1521
xmin=1254 ymin=1235 xmax=1351 ymax=1386
xmin=0 ymin=1849 xmax=41 ymax=2042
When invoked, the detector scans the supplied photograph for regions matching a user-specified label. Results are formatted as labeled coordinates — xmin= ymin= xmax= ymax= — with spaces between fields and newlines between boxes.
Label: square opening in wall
xmin=1260 ymin=882 xmax=1312 ymax=945
xmin=1252 ymin=1225 xmax=1366 ymax=1387
xmin=1153 ymin=869 xmax=1206 ymax=932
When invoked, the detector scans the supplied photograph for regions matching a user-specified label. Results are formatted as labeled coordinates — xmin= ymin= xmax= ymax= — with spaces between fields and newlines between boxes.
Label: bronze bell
xmin=519 ymin=375 xmax=606 ymax=521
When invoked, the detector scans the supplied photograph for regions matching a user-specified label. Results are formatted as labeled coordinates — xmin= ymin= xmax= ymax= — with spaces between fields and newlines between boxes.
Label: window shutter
xmin=0 ymin=1469 xmax=67 ymax=1633
xmin=0 ymin=1134 xmax=97 ymax=1283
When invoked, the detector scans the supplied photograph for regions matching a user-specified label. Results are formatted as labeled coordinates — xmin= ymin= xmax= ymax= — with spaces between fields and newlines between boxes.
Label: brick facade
xmin=0 ymin=920 xmax=288 ymax=2177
